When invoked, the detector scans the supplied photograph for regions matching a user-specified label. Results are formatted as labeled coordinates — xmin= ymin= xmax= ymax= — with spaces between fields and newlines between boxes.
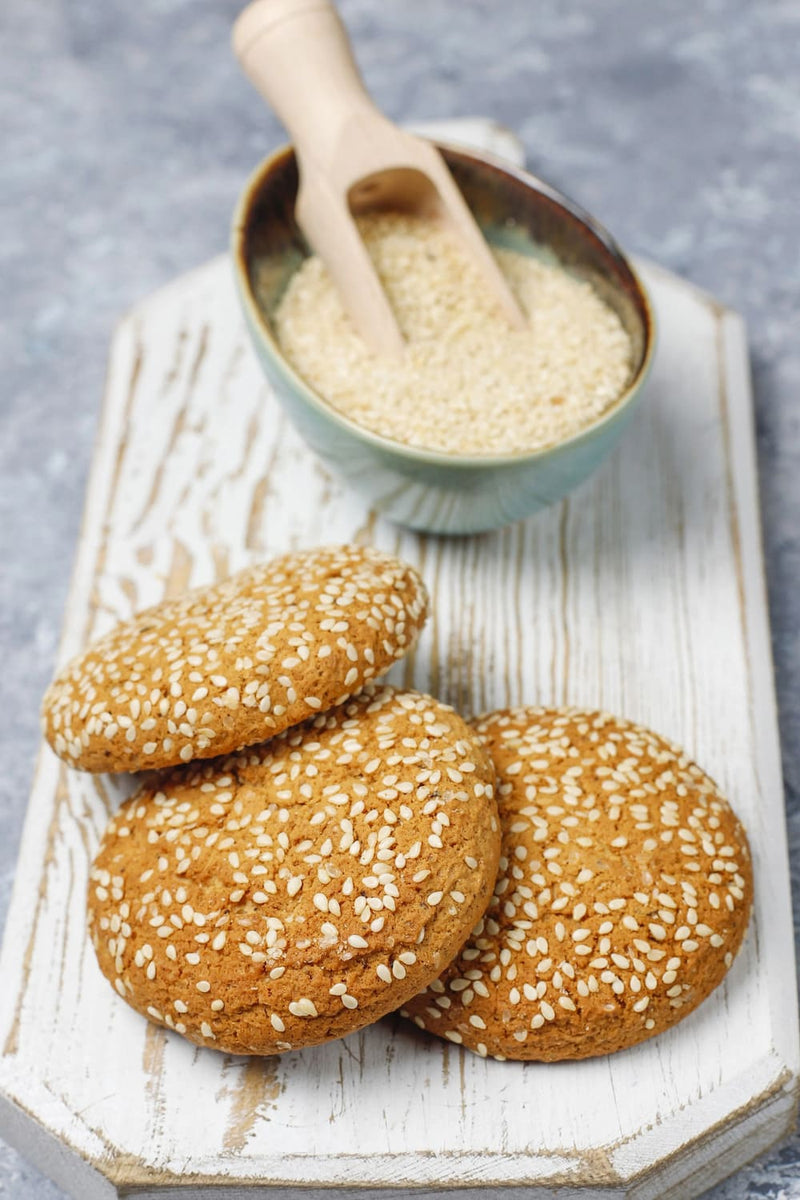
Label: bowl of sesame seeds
xmin=232 ymin=142 xmax=655 ymax=535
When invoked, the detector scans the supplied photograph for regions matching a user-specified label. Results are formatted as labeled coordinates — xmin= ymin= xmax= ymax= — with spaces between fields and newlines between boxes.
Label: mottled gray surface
xmin=1 ymin=0 xmax=798 ymax=1195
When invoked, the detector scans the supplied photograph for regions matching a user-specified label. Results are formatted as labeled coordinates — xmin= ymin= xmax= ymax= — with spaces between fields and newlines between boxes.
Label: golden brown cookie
xmin=43 ymin=545 xmax=428 ymax=772
xmin=401 ymin=707 xmax=752 ymax=1061
xmin=88 ymin=684 xmax=500 ymax=1055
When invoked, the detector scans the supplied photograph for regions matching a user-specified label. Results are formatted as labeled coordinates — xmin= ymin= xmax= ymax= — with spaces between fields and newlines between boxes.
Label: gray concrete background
xmin=1 ymin=0 xmax=799 ymax=1194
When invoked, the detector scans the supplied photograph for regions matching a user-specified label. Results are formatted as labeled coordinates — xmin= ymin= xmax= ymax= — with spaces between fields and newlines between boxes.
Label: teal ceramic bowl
xmin=231 ymin=143 xmax=655 ymax=535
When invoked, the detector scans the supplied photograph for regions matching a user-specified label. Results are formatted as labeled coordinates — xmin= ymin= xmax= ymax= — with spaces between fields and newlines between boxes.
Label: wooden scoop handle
xmin=233 ymin=0 xmax=525 ymax=352
xmin=233 ymin=0 xmax=380 ymax=170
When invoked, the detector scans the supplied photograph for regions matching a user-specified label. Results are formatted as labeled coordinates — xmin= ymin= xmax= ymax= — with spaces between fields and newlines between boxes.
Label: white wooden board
xmin=0 ymin=122 xmax=797 ymax=1200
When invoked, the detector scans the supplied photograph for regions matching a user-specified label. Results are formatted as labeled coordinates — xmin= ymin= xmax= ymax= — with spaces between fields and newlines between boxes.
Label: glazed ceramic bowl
xmin=231 ymin=143 xmax=655 ymax=535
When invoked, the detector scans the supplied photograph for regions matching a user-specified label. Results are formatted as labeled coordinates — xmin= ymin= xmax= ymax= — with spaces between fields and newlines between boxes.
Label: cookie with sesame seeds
xmin=401 ymin=707 xmax=752 ymax=1061
xmin=87 ymin=683 xmax=500 ymax=1055
xmin=42 ymin=544 xmax=428 ymax=773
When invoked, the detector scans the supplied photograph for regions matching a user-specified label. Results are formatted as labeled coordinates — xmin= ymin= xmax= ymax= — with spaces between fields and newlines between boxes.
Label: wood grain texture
xmin=0 ymin=121 xmax=796 ymax=1200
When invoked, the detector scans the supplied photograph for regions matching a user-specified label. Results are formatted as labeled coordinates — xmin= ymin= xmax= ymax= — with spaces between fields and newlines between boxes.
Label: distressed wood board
xmin=0 ymin=121 xmax=797 ymax=1200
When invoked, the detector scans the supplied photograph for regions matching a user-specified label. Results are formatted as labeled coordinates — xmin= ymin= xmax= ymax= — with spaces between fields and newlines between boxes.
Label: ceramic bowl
xmin=231 ymin=143 xmax=655 ymax=535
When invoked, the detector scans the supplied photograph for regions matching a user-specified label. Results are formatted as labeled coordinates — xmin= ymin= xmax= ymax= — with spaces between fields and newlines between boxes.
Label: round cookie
xmin=401 ymin=707 xmax=752 ymax=1061
xmin=43 ymin=544 xmax=428 ymax=773
xmin=88 ymin=683 xmax=500 ymax=1055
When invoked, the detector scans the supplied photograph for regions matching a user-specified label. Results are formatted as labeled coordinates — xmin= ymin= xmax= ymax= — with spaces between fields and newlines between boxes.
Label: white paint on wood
xmin=0 ymin=121 xmax=796 ymax=1200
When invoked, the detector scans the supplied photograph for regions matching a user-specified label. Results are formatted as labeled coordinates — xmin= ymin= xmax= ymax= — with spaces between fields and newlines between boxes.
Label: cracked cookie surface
xmin=43 ymin=544 xmax=428 ymax=772
xmin=88 ymin=684 xmax=500 ymax=1054
xmin=401 ymin=706 xmax=752 ymax=1061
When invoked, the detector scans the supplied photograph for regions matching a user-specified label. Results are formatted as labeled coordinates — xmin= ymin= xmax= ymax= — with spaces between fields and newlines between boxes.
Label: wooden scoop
xmin=233 ymin=0 xmax=525 ymax=356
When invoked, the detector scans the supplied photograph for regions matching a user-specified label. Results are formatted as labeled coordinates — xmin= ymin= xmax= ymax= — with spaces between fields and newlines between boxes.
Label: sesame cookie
xmin=87 ymin=684 xmax=500 ymax=1055
xmin=43 ymin=545 xmax=428 ymax=773
xmin=401 ymin=707 xmax=752 ymax=1061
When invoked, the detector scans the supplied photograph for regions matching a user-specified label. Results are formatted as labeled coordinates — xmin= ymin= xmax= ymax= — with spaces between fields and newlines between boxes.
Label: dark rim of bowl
xmin=231 ymin=141 xmax=656 ymax=469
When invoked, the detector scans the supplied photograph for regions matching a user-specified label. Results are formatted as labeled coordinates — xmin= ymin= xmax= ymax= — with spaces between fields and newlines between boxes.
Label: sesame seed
xmin=400 ymin=706 xmax=751 ymax=1061
xmin=44 ymin=549 xmax=428 ymax=778
xmin=288 ymin=998 xmax=318 ymax=1018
